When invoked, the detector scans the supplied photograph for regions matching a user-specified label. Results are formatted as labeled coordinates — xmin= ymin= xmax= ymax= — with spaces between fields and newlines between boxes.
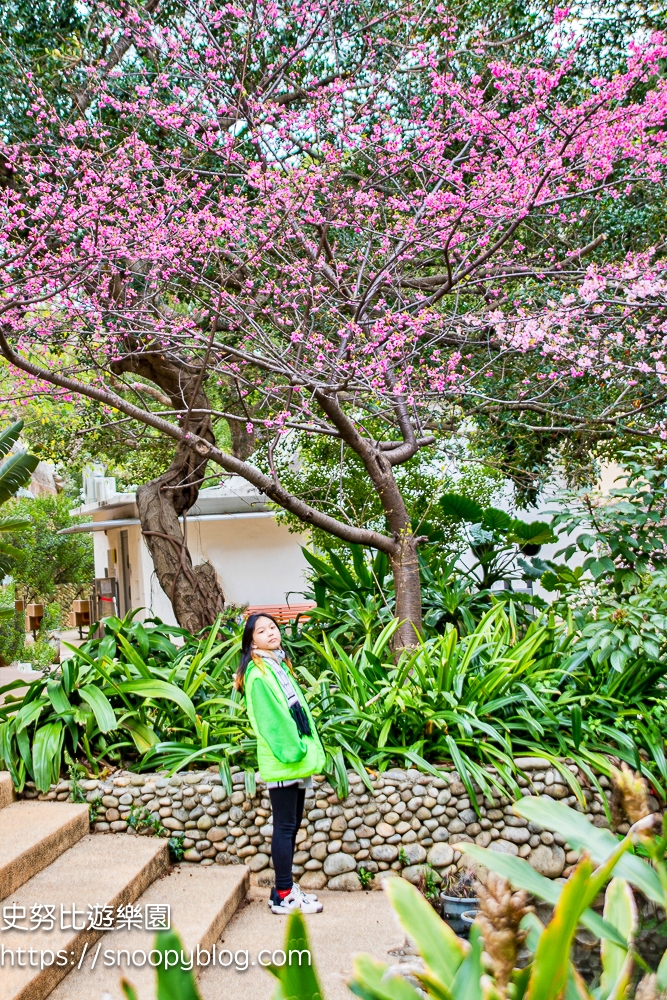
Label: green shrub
xmin=0 ymin=597 xmax=25 ymax=666
xmin=349 ymin=771 xmax=667 ymax=1000
xmin=0 ymin=610 xmax=249 ymax=792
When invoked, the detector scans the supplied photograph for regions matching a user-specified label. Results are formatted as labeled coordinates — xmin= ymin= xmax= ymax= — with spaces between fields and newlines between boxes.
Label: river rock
xmin=448 ymin=819 xmax=465 ymax=834
xmin=500 ymin=826 xmax=530 ymax=844
xmin=401 ymin=864 xmax=440 ymax=886
xmin=401 ymin=843 xmax=426 ymax=865
xmin=528 ymin=844 xmax=566 ymax=878
xmin=162 ymin=817 xmax=184 ymax=831
xmin=247 ymin=853 xmax=269 ymax=872
xmin=384 ymin=769 xmax=407 ymax=782
xmin=300 ymin=871 xmax=327 ymax=891
xmin=376 ymin=822 xmax=395 ymax=838
xmin=323 ymin=853 xmax=357 ymax=876
xmin=371 ymin=845 xmax=398 ymax=862
xmin=489 ymin=839 xmax=519 ymax=856
xmin=427 ymin=843 xmax=454 ymax=868
xmin=327 ymin=872 xmax=362 ymax=891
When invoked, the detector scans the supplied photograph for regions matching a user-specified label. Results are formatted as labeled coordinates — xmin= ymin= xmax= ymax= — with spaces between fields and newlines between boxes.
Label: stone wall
xmin=22 ymin=757 xmax=622 ymax=891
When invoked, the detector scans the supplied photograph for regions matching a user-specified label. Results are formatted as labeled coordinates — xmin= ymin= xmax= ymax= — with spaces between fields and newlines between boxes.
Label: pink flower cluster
xmin=0 ymin=0 xmax=665 ymax=437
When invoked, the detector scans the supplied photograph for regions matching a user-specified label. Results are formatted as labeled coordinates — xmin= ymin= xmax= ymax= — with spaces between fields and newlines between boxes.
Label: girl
xmin=236 ymin=613 xmax=326 ymax=914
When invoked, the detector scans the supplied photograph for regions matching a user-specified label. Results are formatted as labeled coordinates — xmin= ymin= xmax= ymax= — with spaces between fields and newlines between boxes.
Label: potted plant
xmin=439 ymin=868 xmax=479 ymax=935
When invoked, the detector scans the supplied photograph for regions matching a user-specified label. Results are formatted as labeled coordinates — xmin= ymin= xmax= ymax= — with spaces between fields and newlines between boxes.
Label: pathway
xmin=198 ymin=884 xmax=404 ymax=1000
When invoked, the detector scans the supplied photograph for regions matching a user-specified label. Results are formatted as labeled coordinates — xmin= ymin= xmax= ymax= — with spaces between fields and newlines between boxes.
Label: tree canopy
xmin=0 ymin=0 xmax=665 ymax=637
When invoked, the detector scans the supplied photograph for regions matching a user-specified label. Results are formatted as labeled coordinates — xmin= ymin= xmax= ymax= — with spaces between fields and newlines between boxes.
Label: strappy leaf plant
xmin=0 ymin=419 xmax=38 ymax=580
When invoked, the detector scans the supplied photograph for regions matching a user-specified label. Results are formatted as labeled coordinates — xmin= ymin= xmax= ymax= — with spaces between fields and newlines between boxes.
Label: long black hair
xmin=235 ymin=612 xmax=281 ymax=691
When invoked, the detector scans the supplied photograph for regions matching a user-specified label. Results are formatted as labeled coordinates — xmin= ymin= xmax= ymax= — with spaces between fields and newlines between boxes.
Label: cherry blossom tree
xmin=0 ymin=0 xmax=666 ymax=643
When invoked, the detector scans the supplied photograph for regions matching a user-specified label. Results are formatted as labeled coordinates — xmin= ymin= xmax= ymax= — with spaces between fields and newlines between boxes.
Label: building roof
xmin=63 ymin=477 xmax=272 ymax=534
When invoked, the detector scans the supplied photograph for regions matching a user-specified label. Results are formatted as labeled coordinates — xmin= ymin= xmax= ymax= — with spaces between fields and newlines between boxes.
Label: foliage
xmin=266 ymin=910 xmax=324 ymax=1000
xmin=0 ymin=610 xmax=219 ymax=792
xmin=0 ymin=361 xmax=177 ymax=493
xmin=1 ymin=1 xmax=667 ymax=638
xmin=344 ymin=777 xmax=664 ymax=1000
xmin=542 ymin=448 xmax=667 ymax=599
xmin=458 ymin=775 xmax=667 ymax=999
xmin=0 ymin=420 xmax=38 ymax=580
xmin=0 ymin=420 xmax=38 ymax=506
xmin=168 ymin=833 xmax=186 ymax=863
xmin=127 ymin=803 xmax=167 ymax=838
xmin=298 ymin=504 xmax=549 ymax=642
xmin=273 ymin=435 xmax=500 ymax=556
xmin=64 ymin=749 xmax=86 ymax=804
xmin=357 ymin=866 xmax=376 ymax=890
xmin=25 ymin=600 xmax=63 ymax=670
xmin=0 ymin=590 xmax=25 ymax=665
xmin=4 ymin=595 xmax=667 ymax=807
xmin=298 ymin=603 xmax=667 ymax=804
xmin=121 ymin=928 xmax=203 ymax=1000
xmin=437 ymin=493 xmax=555 ymax=591
xmin=2 ymin=491 xmax=93 ymax=603
xmin=120 ymin=914 xmax=321 ymax=1000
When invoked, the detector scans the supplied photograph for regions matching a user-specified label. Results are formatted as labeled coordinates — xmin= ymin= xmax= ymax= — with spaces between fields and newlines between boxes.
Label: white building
xmin=62 ymin=475 xmax=312 ymax=625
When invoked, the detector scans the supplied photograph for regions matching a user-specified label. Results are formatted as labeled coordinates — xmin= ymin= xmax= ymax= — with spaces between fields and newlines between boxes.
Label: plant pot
xmin=440 ymin=893 xmax=479 ymax=936
xmin=461 ymin=909 xmax=477 ymax=929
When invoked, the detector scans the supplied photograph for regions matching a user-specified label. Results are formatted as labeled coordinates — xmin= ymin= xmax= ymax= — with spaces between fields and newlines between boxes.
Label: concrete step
xmin=0 ymin=801 xmax=90 ymax=902
xmin=47 ymin=863 xmax=250 ymax=999
xmin=0 ymin=833 xmax=168 ymax=1000
xmin=0 ymin=771 xmax=15 ymax=810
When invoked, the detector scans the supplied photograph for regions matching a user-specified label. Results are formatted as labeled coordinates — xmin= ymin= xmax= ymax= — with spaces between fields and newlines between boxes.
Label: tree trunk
xmin=137 ymin=439 xmax=224 ymax=633
xmin=391 ymin=532 xmax=423 ymax=648
xmin=111 ymin=353 xmax=225 ymax=631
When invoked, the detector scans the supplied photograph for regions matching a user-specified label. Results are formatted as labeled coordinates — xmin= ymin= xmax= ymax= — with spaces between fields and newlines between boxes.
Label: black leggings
xmin=269 ymin=785 xmax=306 ymax=891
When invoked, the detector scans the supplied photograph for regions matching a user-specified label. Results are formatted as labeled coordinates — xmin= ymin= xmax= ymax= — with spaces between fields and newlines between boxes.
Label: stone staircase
xmin=0 ymin=772 xmax=249 ymax=1000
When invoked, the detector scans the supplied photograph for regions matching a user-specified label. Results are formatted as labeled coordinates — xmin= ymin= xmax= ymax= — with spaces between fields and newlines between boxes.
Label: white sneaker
xmin=268 ymin=883 xmax=319 ymax=908
xmin=270 ymin=889 xmax=301 ymax=915
xmin=293 ymin=882 xmax=319 ymax=903
xmin=292 ymin=883 xmax=322 ymax=911
xmin=270 ymin=886 xmax=323 ymax=915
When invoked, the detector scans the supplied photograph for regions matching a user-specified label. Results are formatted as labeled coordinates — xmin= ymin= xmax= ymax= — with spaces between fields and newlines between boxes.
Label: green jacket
xmin=244 ymin=656 xmax=326 ymax=782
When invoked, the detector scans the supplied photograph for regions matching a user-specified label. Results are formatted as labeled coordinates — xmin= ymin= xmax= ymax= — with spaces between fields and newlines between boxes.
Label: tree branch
xmin=0 ymin=327 xmax=396 ymax=554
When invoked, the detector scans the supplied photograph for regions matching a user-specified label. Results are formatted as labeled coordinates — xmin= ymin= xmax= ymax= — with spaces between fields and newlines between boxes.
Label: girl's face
xmin=252 ymin=616 xmax=282 ymax=651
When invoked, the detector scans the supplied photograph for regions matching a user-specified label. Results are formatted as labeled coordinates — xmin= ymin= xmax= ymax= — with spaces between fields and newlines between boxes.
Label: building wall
xmin=184 ymin=514 xmax=309 ymax=607
xmin=92 ymin=515 xmax=309 ymax=624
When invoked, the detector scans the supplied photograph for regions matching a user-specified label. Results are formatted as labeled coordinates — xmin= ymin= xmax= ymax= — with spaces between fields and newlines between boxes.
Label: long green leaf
xmin=115 ymin=680 xmax=196 ymax=723
xmin=599 ymin=879 xmax=636 ymax=1000
xmin=266 ymin=911 xmax=324 ymax=1000
xmin=385 ymin=877 xmax=465 ymax=988
xmin=47 ymin=680 xmax=71 ymax=716
xmin=526 ymin=858 xmax=593 ymax=1000
xmin=32 ymin=722 xmax=63 ymax=792
xmin=121 ymin=717 xmax=159 ymax=753
xmin=462 ymin=845 xmax=627 ymax=947
xmin=154 ymin=929 xmax=202 ymax=1000
xmin=117 ymin=633 xmax=153 ymax=679
xmin=350 ymin=954 xmax=425 ymax=1000
xmin=79 ymin=685 xmax=117 ymax=733
xmin=514 ymin=799 xmax=663 ymax=904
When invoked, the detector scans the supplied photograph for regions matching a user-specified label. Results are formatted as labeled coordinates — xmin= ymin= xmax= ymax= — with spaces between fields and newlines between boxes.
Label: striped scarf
xmin=256 ymin=649 xmax=312 ymax=738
